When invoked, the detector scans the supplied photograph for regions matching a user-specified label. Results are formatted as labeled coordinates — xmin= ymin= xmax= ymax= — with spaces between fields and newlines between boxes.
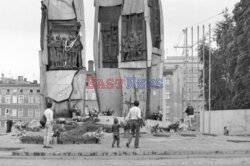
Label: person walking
xmin=125 ymin=100 xmax=141 ymax=149
xmin=6 ymin=118 xmax=13 ymax=133
xmin=43 ymin=102 xmax=54 ymax=148
xmin=111 ymin=117 xmax=121 ymax=148
xmin=185 ymin=103 xmax=194 ymax=130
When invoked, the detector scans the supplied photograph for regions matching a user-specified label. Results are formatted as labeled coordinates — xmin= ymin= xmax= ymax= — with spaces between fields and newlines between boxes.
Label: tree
xmin=213 ymin=10 xmax=237 ymax=109
xmin=231 ymin=0 xmax=250 ymax=109
xmin=198 ymin=42 xmax=228 ymax=110
xmin=199 ymin=0 xmax=250 ymax=110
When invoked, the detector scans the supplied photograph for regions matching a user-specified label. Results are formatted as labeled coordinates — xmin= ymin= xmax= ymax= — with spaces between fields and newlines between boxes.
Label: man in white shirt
xmin=43 ymin=102 xmax=54 ymax=148
xmin=125 ymin=100 xmax=141 ymax=148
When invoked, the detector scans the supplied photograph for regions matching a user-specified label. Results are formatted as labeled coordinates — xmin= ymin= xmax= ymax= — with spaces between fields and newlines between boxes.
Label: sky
xmin=0 ymin=0 xmax=240 ymax=82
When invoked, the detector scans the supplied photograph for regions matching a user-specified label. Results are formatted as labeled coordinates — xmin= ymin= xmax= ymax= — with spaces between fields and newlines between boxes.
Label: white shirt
xmin=44 ymin=108 xmax=53 ymax=124
xmin=126 ymin=106 xmax=141 ymax=120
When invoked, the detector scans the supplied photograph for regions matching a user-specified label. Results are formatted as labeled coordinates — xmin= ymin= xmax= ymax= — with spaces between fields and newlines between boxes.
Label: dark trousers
xmin=112 ymin=135 xmax=120 ymax=147
xmin=128 ymin=120 xmax=140 ymax=148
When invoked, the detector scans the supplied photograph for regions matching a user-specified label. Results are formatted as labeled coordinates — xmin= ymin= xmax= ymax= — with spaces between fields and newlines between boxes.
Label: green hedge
xmin=20 ymin=122 xmax=112 ymax=144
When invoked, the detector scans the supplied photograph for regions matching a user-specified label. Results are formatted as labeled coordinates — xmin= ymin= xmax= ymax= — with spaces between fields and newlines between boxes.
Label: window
xmin=18 ymin=95 xmax=24 ymax=104
xmin=35 ymin=96 xmax=40 ymax=104
xmin=7 ymin=89 xmax=10 ymax=93
xmin=28 ymin=109 xmax=33 ymax=117
xmin=19 ymin=89 xmax=23 ymax=93
xmin=18 ymin=109 xmax=24 ymax=117
xmin=12 ymin=109 xmax=17 ymax=116
xmin=5 ymin=108 xmax=10 ymax=117
xmin=28 ymin=95 xmax=34 ymax=104
xmin=12 ymin=95 xmax=17 ymax=104
xmin=35 ymin=109 xmax=40 ymax=117
xmin=13 ymin=89 xmax=17 ymax=93
xmin=5 ymin=95 xmax=11 ymax=104
xmin=30 ymin=89 xmax=33 ymax=93
xmin=37 ymin=90 xmax=40 ymax=93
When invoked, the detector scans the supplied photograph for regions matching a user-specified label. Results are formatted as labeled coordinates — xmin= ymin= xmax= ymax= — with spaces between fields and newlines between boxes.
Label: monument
xmin=93 ymin=0 xmax=164 ymax=118
xmin=39 ymin=0 xmax=86 ymax=117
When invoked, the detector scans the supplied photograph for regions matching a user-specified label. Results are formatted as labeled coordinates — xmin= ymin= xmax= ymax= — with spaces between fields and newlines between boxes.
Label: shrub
xmin=20 ymin=135 xmax=44 ymax=144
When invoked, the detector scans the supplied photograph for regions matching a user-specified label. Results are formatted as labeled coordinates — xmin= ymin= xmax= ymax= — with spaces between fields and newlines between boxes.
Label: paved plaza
xmin=0 ymin=130 xmax=250 ymax=158
xmin=1 ymin=158 xmax=250 ymax=166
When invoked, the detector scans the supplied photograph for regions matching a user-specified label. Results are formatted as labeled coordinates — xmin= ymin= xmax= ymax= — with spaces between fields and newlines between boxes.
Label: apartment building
xmin=0 ymin=74 xmax=41 ymax=127
xmin=163 ymin=56 xmax=203 ymax=122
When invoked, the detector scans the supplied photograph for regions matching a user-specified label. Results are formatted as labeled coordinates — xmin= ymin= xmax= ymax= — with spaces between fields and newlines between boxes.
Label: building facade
xmin=163 ymin=56 xmax=203 ymax=122
xmin=0 ymin=75 xmax=41 ymax=127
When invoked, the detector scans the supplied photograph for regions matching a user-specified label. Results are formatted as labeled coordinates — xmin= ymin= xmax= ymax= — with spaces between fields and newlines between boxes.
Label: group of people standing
xmin=42 ymin=100 xmax=194 ymax=149
xmin=42 ymin=100 xmax=143 ymax=149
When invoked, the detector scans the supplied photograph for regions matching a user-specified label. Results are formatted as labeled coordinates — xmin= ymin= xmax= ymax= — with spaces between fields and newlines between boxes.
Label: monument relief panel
xmin=121 ymin=14 xmax=147 ymax=62
xmin=94 ymin=0 xmax=164 ymax=118
xmin=98 ymin=6 xmax=121 ymax=68
xmin=149 ymin=0 xmax=161 ymax=49
xmin=40 ymin=0 xmax=86 ymax=117
xmin=47 ymin=20 xmax=83 ymax=70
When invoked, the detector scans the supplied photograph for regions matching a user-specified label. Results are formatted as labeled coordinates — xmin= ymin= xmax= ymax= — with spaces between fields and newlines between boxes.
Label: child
xmin=112 ymin=117 xmax=121 ymax=148
xmin=224 ymin=126 xmax=229 ymax=136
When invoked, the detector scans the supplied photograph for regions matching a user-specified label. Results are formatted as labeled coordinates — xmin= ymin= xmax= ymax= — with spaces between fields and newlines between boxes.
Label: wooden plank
xmin=94 ymin=0 xmax=123 ymax=7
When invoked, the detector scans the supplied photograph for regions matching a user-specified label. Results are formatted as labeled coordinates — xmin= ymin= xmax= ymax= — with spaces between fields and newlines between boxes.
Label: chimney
xmin=18 ymin=76 xmax=23 ymax=82
xmin=33 ymin=80 xmax=38 ymax=84
xmin=24 ymin=78 xmax=27 ymax=82
xmin=88 ymin=60 xmax=94 ymax=72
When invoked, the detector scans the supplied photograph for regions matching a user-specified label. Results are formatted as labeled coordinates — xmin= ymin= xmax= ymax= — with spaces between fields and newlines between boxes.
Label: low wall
xmin=200 ymin=109 xmax=250 ymax=135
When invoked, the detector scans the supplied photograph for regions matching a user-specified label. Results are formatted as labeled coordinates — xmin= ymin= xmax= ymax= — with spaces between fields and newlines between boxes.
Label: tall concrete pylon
xmin=93 ymin=0 xmax=164 ymax=118
xmin=39 ymin=0 xmax=86 ymax=117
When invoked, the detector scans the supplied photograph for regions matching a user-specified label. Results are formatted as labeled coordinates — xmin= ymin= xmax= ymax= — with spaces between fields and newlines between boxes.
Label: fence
xmin=200 ymin=109 xmax=250 ymax=135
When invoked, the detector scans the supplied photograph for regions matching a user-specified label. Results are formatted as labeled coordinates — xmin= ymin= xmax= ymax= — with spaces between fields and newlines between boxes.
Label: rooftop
xmin=0 ymin=73 xmax=39 ymax=86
